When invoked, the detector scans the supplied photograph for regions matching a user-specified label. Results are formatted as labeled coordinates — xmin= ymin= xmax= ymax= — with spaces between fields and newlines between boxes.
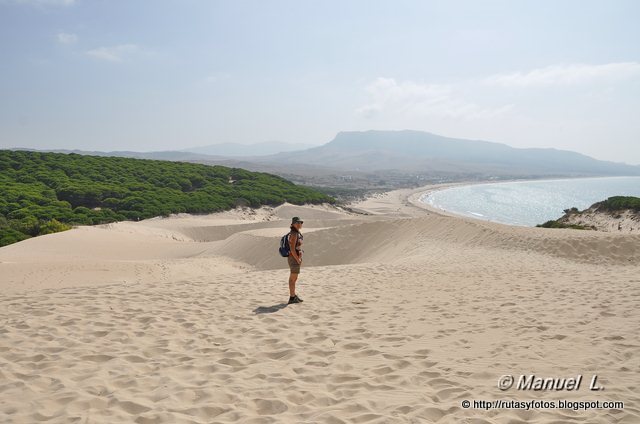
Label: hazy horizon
xmin=1 ymin=0 xmax=639 ymax=164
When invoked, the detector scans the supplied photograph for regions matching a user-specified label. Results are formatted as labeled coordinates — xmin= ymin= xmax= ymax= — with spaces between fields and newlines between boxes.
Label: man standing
xmin=287 ymin=217 xmax=304 ymax=304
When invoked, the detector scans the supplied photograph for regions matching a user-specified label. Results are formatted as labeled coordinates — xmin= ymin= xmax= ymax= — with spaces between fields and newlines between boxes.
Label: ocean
xmin=420 ymin=176 xmax=640 ymax=227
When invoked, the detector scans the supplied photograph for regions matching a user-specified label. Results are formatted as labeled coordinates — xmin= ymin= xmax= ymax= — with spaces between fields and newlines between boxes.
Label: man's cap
xmin=291 ymin=216 xmax=304 ymax=224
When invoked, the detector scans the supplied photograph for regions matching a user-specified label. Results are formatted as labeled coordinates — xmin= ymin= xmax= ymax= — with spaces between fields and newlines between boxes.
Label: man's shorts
xmin=288 ymin=255 xmax=301 ymax=274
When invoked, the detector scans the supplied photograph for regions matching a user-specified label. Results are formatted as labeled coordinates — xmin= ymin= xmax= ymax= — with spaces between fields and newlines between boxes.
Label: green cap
xmin=291 ymin=216 xmax=303 ymax=224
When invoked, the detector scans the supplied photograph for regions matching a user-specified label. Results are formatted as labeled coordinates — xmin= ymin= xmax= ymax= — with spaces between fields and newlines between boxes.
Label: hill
xmin=0 ymin=150 xmax=333 ymax=247
xmin=32 ymin=148 xmax=226 ymax=162
xmin=538 ymin=196 xmax=640 ymax=232
xmin=183 ymin=141 xmax=315 ymax=156
xmin=17 ymin=130 xmax=640 ymax=190
xmin=258 ymin=130 xmax=640 ymax=177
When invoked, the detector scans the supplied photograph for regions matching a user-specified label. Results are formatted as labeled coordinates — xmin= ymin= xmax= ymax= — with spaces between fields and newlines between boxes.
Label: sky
xmin=0 ymin=0 xmax=639 ymax=164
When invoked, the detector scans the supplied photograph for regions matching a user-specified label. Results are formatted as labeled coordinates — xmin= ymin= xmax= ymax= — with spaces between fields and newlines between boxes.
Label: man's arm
xmin=289 ymin=233 xmax=301 ymax=264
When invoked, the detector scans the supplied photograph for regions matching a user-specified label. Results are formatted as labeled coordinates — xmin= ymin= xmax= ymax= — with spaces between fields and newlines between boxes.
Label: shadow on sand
xmin=253 ymin=303 xmax=288 ymax=314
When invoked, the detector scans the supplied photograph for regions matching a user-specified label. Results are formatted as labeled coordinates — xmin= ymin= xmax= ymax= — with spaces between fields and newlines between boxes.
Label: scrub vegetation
xmin=537 ymin=196 xmax=640 ymax=230
xmin=0 ymin=150 xmax=334 ymax=247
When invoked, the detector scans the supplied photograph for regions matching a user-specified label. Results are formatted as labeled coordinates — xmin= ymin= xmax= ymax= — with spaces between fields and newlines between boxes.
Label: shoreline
xmin=408 ymin=175 xmax=640 ymax=230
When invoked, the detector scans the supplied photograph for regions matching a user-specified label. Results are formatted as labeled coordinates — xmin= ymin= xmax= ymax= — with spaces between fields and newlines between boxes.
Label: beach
xmin=1 ymin=185 xmax=638 ymax=423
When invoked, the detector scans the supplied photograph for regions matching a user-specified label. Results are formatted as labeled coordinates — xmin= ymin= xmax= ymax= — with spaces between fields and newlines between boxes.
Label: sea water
xmin=420 ymin=176 xmax=640 ymax=227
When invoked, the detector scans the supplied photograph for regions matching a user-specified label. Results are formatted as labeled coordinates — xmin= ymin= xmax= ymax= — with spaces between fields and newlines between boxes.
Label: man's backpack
xmin=278 ymin=232 xmax=291 ymax=257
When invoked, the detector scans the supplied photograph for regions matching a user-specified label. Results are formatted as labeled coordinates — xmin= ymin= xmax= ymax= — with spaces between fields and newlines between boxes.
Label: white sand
xmin=1 ymin=186 xmax=639 ymax=423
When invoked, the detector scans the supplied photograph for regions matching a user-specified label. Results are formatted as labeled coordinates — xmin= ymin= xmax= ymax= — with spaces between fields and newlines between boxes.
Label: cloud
xmin=56 ymin=32 xmax=77 ymax=44
xmin=484 ymin=62 xmax=640 ymax=87
xmin=357 ymin=63 xmax=640 ymax=122
xmin=5 ymin=0 xmax=76 ymax=6
xmin=86 ymin=44 xmax=139 ymax=62
xmin=357 ymin=77 xmax=513 ymax=120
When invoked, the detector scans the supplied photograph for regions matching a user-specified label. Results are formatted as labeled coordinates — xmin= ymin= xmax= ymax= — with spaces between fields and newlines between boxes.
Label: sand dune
xmin=1 ymin=187 xmax=639 ymax=423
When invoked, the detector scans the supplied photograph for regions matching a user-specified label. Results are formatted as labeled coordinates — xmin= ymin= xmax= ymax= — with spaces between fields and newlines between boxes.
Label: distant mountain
xmin=30 ymin=149 xmax=225 ymax=161
xmin=254 ymin=130 xmax=640 ymax=177
xmin=17 ymin=130 xmax=640 ymax=188
xmin=183 ymin=141 xmax=315 ymax=157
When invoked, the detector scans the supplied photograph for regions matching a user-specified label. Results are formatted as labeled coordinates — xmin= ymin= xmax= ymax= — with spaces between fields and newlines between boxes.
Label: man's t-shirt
xmin=289 ymin=230 xmax=303 ymax=258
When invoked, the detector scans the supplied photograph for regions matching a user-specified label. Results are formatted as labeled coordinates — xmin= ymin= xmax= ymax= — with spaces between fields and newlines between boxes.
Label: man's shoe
xmin=288 ymin=295 xmax=303 ymax=304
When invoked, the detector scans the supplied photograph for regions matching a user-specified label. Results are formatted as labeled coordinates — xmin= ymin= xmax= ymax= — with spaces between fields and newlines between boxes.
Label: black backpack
xmin=278 ymin=232 xmax=291 ymax=257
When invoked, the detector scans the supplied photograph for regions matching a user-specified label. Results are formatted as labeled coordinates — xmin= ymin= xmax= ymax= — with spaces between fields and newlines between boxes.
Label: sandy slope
xmin=557 ymin=208 xmax=640 ymax=233
xmin=1 ymin=186 xmax=639 ymax=423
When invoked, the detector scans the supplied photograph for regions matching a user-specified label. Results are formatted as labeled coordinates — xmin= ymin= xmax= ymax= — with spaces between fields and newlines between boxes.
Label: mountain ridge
xmin=183 ymin=141 xmax=316 ymax=157
xmin=11 ymin=130 xmax=640 ymax=186
xmin=259 ymin=130 xmax=640 ymax=176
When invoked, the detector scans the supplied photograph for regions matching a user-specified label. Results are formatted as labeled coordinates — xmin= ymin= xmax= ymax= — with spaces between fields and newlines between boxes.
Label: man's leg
xmin=288 ymin=272 xmax=298 ymax=297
